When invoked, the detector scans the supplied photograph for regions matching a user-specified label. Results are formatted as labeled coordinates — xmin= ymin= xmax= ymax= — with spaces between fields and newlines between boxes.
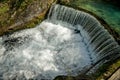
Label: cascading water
xmin=0 ymin=4 xmax=120 ymax=80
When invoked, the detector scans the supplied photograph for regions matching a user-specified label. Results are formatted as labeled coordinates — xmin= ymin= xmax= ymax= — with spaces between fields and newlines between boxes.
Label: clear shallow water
xmin=0 ymin=21 xmax=94 ymax=80
xmin=72 ymin=0 xmax=120 ymax=34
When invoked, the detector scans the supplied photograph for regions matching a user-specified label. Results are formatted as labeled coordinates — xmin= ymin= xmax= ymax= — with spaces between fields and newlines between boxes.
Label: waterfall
xmin=0 ymin=4 xmax=120 ymax=80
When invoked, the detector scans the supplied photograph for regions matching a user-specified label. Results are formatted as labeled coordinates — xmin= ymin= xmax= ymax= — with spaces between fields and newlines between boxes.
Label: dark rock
xmin=102 ymin=0 xmax=120 ymax=8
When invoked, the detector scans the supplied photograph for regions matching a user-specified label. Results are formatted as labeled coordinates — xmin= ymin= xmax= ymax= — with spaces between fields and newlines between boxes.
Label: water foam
xmin=0 ymin=21 xmax=93 ymax=80
xmin=0 ymin=4 xmax=119 ymax=80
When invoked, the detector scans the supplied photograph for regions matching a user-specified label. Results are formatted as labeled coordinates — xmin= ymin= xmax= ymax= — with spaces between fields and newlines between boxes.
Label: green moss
xmin=0 ymin=0 xmax=56 ymax=36
xmin=0 ymin=5 xmax=8 ymax=14
xmin=115 ymin=27 xmax=120 ymax=33
xmin=93 ymin=58 xmax=120 ymax=80
xmin=0 ymin=2 xmax=9 ymax=16
xmin=0 ymin=3 xmax=9 ymax=28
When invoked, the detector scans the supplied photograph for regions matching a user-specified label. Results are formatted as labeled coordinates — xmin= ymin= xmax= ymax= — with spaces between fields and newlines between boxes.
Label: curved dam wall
xmin=48 ymin=4 xmax=120 ymax=67
xmin=0 ymin=4 xmax=120 ymax=80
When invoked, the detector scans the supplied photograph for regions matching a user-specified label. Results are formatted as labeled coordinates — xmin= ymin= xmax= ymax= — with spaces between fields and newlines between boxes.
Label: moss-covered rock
xmin=94 ymin=58 xmax=120 ymax=80
xmin=0 ymin=0 xmax=56 ymax=36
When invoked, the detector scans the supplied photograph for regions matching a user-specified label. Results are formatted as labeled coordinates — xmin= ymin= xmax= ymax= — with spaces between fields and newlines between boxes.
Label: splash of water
xmin=0 ymin=21 xmax=94 ymax=79
xmin=0 ymin=4 xmax=120 ymax=80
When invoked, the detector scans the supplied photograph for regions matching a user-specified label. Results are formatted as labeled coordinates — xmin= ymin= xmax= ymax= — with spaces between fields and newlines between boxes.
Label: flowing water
xmin=71 ymin=0 xmax=120 ymax=34
xmin=0 ymin=4 xmax=120 ymax=80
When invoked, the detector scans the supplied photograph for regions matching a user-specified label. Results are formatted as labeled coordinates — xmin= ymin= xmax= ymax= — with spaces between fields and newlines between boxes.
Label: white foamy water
xmin=0 ymin=21 xmax=93 ymax=80
xmin=0 ymin=4 xmax=120 ymax=80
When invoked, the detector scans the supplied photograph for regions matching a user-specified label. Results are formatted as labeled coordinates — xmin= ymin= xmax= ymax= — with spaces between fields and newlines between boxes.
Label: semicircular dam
xmin=0 ymin=4 xmax=120 ymax=80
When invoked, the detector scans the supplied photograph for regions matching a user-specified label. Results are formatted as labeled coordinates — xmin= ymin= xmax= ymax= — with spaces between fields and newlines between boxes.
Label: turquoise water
xmin=72 ymin=0 xmax=120 ymax=34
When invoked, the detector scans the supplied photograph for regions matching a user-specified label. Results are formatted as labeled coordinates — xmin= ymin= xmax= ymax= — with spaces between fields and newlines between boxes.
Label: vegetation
xmin=94 ymin=58 xmax=120 ymax=80
xmin=0 ymin=0 xmax=55 ymax=36
xmin=0 ymin=0 xmax=120 ymax=80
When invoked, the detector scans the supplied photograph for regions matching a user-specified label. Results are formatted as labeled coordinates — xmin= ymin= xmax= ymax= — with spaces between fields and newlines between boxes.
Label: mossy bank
xmin=0 ymin=0 xmax=56 ymax=36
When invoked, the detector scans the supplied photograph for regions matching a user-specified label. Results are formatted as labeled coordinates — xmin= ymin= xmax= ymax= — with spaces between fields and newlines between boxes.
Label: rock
xmin=108 ymin=68 xmax=120 ymax=80
xmin=0 ymin=0 xmax=56 ymax=36
xmin=54 ymin=75 xmax=92 ymax=80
